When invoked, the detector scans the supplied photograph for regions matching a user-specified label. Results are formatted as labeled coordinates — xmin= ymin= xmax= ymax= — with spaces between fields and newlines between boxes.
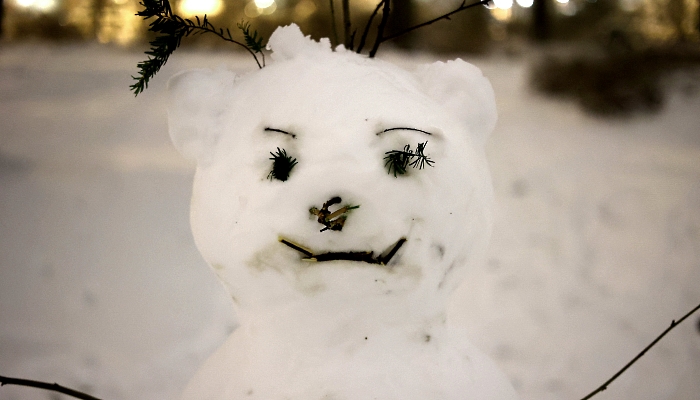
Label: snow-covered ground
xmin=0 ymin=43 xmax=698 ymax=400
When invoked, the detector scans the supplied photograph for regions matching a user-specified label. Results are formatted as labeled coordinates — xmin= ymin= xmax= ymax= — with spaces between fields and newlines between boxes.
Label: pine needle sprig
xmin=268 ymin=147 xmax=298 ymax=181
xmin=237 ymin=21 xmax=266 ymax=53
xmin=130 ymin=0 xmax=264 ymax=96
xmin=236 ymin=20 xmax=266 ymax=68
xmin=384 ymin=141 xmax=434 ymax=177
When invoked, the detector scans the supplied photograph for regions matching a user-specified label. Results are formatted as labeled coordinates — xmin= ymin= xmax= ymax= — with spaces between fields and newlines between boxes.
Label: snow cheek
xmin=167 ymin=68 xmax=240 ymax=164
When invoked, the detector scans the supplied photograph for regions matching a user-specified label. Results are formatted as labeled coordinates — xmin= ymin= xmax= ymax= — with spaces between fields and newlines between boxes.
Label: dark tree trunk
xmin=0 ymin=0 xmax=4 ymax=39
xmin=531 ymin=0 xmax=551 ymax=42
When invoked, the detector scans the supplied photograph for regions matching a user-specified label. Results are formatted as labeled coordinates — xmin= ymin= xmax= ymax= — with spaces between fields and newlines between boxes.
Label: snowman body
xmin=168 ymin=25 xmax=518 ymax=400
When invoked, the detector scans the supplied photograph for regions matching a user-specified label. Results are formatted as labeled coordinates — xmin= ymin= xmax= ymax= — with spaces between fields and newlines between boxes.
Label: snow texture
xmin=168 ymin=24 xmax=516 ymax=400
xmin=0 ymin=37 xmax=699 ymax=400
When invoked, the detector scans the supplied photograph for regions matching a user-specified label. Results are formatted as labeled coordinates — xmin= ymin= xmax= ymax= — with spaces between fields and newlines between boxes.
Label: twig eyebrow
xmin=377 ymin=127 xmax=433 ymax=136
xmin=264 ymin=127 xmax=297 ymax=138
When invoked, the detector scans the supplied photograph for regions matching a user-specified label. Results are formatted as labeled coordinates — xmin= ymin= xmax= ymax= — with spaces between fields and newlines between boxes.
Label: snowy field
xmin=0 ymin=43 xmax=699 ymax=400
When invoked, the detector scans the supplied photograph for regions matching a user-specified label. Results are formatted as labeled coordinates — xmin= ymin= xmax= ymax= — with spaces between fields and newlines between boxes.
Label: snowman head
xmin=168 ymin=25 xmax=496 ymax=314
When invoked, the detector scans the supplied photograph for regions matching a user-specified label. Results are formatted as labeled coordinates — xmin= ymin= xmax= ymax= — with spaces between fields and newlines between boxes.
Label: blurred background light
xmin=254 ymin=0 xmax=275 ymax=9
xmin=2 ymin=0 xmax=698 ymax=52
xmin=619 ymin=0 xmax=643 ymax=12
xmin=245 ymin=0 xmax=277 ymax=18
xmin=556 ymin=0 xmax=578 ymax=16
xmin=13 ymin=0 xmax=57 ymax=13
xmin=178 ymin=0 xmax=224 ymax=17
xmin=490 ymin=6 xmax=512 ymax=21
xmin=493 ymin=0 xmax=513 ymax=10
xmin=293 ymin=0 xmax=316 ymax=21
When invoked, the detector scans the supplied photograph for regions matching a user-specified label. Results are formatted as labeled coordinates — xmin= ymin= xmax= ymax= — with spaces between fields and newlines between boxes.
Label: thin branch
xmin=348 ymin=29 xmax=357 ymax=51
xmin=356 ymin=0 xmax=384 ymax=54
xmin=368 ymin=0 xmax=391 ymax=57
xmin=236 ymin=20 xmax=266 ymax=67
xmin=328 ymin=0 xmax=339 ymax=46
xmin=131 ymin=0 xmax=264 ymax=95
xmin=380 ymin=0 xmax=491 ymax=44
xmin=184 ymin=17 xmax=262 ymax=68
xmin=0 ymin=375 xmax=102 ymax=400
xmin=342 ymin=0 xmax=352 ymax=49
xmin=580 ymin=302 xmax=700 ymax=400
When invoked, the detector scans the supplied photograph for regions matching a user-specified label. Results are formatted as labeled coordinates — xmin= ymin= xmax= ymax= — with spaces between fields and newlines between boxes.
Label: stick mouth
xmin=279 ymin=237 xmax=407 ymax=265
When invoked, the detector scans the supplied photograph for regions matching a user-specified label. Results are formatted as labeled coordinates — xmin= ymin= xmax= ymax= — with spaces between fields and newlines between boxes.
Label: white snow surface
xmin=0 ymin=39 xmax=699 ymax=400
xmin=169 ymin=25 xmax=512 ymax=400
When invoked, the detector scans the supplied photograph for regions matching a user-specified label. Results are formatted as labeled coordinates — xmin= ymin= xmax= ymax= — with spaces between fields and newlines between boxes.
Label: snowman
xmin=168 ymin=24 xmax=518 ymax=400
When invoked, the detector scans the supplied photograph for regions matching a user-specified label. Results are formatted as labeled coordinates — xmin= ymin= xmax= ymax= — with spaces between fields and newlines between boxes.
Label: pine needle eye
xmin=268 ymin=148 xmax=298 ymax=181
xmin=384 ymin=141 xmax=434 ymax=177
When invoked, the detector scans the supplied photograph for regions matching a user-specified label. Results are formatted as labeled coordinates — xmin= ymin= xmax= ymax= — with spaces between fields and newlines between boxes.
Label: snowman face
xmin=168 ymin=27 xmax=496 ymax=307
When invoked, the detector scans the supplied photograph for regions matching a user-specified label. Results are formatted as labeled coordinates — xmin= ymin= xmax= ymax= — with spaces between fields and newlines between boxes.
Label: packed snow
xmin=0 ymin=34 xmax=699 ymax=400
xmin=169 ymin=24 xmax=515 ymax=399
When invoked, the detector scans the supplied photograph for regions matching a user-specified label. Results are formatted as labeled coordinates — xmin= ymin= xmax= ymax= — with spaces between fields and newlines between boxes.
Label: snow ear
xmin=416 ymin=59 xmax=497 ymax=147
xmin=167 ymin=68 xmax=237 ymax=164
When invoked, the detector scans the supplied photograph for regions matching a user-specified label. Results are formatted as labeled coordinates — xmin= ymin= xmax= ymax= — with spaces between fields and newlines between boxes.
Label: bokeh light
xmin=493 ymin=0 xmax=513 ymax=10
xmin=293 ymin=0 xmax=317 ymax=20
xmin=254 ymin=0 xmax=275 ymax=8
xmin=13 ymin=0 xmax=57 ymax=12
xmin=179 ymin=0 xmax=224 ymax=17
xmin=245 ymin=0 xmax=277 ymax=18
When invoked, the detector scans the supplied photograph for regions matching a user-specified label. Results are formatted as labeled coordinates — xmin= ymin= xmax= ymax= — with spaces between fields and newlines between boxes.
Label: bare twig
xmin=368 ymin=0 xmax=391 ymax=57
xmin=356 ymin=0 xmax=384 ymax=54
xmin=279 ymin=237 xmax=406 ymax=265
xmin=580 ymin=302 xmax=700 ymax=400
xmin=377 ymin=127 xmax=433 ymax=136
xmin=379 ymin=0 xmax=491 ymax=45
xmin=342 ymin=0 xmax=352 ymax=49
xmin=309 ymin=196 xmax=359 ymax=232
xmin=348 ymin=29 xmax=357 ymax=51
xmin=0 ymin=375 xmax=102 ymax=400
xmin=328 ymin=0 xmax=339 ymax=46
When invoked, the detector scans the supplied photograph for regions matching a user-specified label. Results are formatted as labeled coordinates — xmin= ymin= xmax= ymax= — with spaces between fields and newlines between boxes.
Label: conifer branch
xmin=130 ymin=0 xmax=263 ymax=96
xmin=237 ymin=20 xmax=266 ymax=67
xmin=580 ymin=302 xmax=700 ymax=400
xmin=356 ymin=0 xmax=384 ymax=54
xmin=268 ymin=147 xmax=298 ymax=182
xmin=0 ymin=375 xmax=102 ymax=400
xmin=379 ymin=0 xmax=492 ymax=45
xmin=384 ymin=142 xmax=434 ymax=177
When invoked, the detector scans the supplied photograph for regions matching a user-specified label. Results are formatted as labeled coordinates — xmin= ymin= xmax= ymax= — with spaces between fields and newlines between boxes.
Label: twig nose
xmin=309 ymin=196 xmax=360 ymax=232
